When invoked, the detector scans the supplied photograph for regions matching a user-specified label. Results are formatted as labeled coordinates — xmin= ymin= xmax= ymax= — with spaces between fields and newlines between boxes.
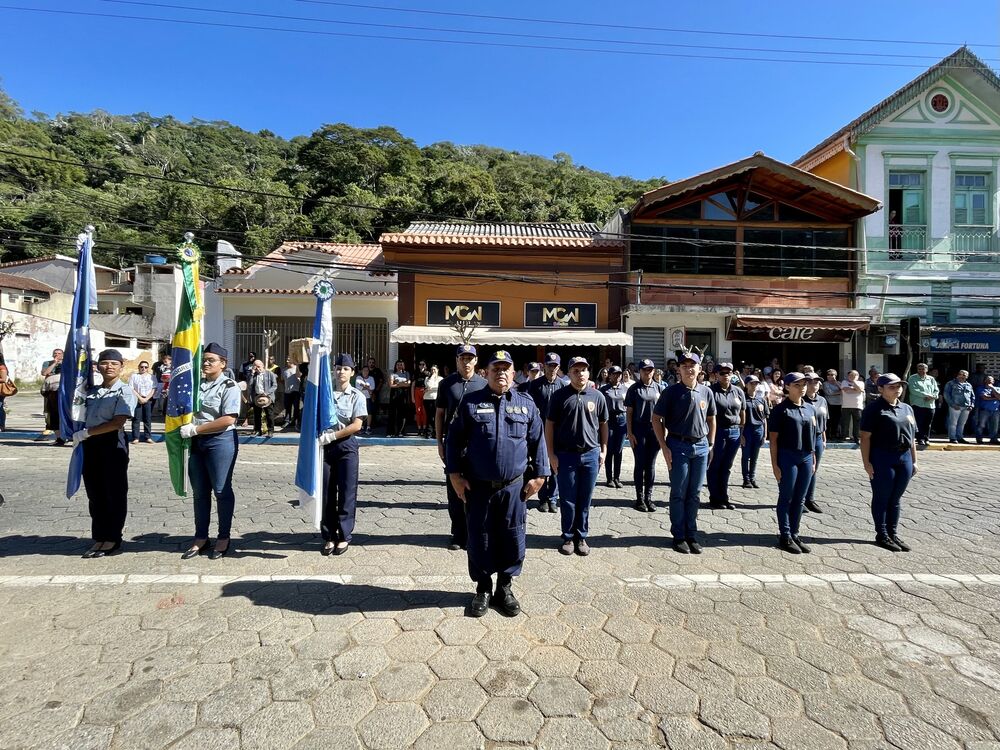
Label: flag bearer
xmin=179 ymin=343 xmax=242 ymax=560
xmin=317 ymin=354 xmax=367 ymax=556
xmin=445 ymin=351 xmax=549 ymax=618
xmin=73 ymin=349 xmax=136 ymax=558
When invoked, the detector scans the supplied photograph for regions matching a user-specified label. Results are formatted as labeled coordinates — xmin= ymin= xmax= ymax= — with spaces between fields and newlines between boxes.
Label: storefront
xmin=922 ymin=328 xmax=1000 ymax=379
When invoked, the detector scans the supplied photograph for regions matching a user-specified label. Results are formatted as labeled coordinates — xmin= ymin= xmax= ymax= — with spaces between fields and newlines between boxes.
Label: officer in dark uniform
xmin=768 ymin=372 xmax=817 ymax=554
xmin=652 ymin=351 xmax=716 ymax=554
xmin=600 ymin=366 xmax=627 ymax=488
xmin=803 ymin=373 xmax=829 ymax=515
xmin=180 ymin=343 xmax=242 ymax=560
xmin=861 ymin=373 xmax=919 ymax=552
xmin=740 ymin=375 xmax=770 ymax=489
xmin=73 ymin=349 xmax=137 ymax=558
xmin=546 ymin=356 xmax=609 ymax=556
xmin=706 ymin=362 xmax=746 ymax=510
xmin=435 ymin=344 xmax=487 ymax=550
xmin=625 ymin=358 xmax=660 ymax=512
xmin=445 ymin=350 xmax=549 ymax=617
xmin=526 ymin=352 xmax=567 ymax=513
xmin=318 ymin=353 xmax=368 ymax=556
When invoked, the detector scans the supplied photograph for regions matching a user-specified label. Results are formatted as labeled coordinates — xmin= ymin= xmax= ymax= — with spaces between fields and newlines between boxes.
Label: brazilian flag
xmin=165 ymin=237 xmax=203 ymax=495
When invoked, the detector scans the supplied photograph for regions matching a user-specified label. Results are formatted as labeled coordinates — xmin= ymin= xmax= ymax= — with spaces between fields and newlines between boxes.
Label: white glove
xmin=72 ymin=429 xmax=90 ymax=447
xmin=179 ymin=424 xmax=198 ymax=439
xmin=318 ymin=429 xmax=337 ymax=446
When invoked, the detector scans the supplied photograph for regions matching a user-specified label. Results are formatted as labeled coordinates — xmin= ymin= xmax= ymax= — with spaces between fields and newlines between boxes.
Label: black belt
xmin=473 ymin=477 xmax=521 ymax=490
xmin=670 ymin=435 xmax=703 ymax=444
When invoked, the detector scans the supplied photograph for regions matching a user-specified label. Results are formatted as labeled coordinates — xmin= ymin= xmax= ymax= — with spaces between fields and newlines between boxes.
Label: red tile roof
xmin=0 ymin=272 xmax=56 ymax=294
xmin=271 ymin=242 xmax=385 ymax=269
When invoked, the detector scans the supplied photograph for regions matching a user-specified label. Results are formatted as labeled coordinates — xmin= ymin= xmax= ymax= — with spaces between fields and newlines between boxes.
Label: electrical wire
xmin=0 ymin=4 xmax=991 ymax=69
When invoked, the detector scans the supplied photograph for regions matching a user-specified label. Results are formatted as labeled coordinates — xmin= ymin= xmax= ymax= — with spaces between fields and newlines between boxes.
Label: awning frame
xmin=390 ymin=325 xmax=632 ymax=347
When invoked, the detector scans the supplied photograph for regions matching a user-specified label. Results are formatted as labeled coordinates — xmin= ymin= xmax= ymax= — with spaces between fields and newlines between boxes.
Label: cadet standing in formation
xmin=74 ymin=349 xmax=137 ymax=558
xmin=652 ymin=351 xmax=716 ymax=554
xmin=526 ymin=352 xmax=566 ymax=513
xmin=803 ymin=373 xmax=829 ymax=514
xmin=741 ymin=375 xmax=769 ymax=488
xmin=600 ymin=365 xmax=628 ymax=488
xmin=860 ymin=373 xmax=918 ymax=552
xmin=445 ymin=350 xmax=548 ymax=617
xmin=705 ymin=362 xmax=746 ymax=510
xmin=318 ymin=354 xmax=368 ymax=556
xmin=435 ymin=344 xmax=487 ymax=550
xmin=625 ymin=358 xmax=661 ymax=513
xmin=546 ymin=357 xmax=609 ymax=556
xmin=768 ymin=372 xmax=817 ymax=554
xmin=180 ymin=343 xmax=242 ymax=560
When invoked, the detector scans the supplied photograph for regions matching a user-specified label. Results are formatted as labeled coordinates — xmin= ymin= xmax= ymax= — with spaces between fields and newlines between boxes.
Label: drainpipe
xmin=636 ymin=268 xmax=642 ymax=306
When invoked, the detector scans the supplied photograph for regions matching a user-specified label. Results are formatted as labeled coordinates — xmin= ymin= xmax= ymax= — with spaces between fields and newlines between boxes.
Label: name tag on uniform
xmin=476 ymin=403 xmax=494 ymax=413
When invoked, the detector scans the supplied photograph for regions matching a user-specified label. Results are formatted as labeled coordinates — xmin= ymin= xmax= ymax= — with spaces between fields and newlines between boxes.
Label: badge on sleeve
xmin=907 ymin=414 xmax=916 ymax=424
xmin=700 ymin=400 xmax=707 ymax=410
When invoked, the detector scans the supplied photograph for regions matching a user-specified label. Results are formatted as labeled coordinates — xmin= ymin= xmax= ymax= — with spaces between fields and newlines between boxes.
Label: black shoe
xmin=182 ymin=541 xmax=210 ymax=559
xmin=333 ymin=542 xmax=350 ymax=556
xmin=958 ymin=438 xmax=970 ymax=444
xmin=613 ymin=479 xmax=623 ymax=489
xmin=468 ymin=591 xmax=490 ymax=618
xmin=687 ymin=539 xmax=702 ymax=554
xmin=792 ymin=536 xmax=811 ymax=554
xmin=804 ymin=500 xmax=823 ymax=514
xmin=209 ymin=541 xmax=230 ymax=560
xmin=82 ymin=545 xmax=102 ymax=559
xmin=977 ymin=438 xmax=984 ymax=445
xmin=779 ymin=535 xmax=801 ymax=554
xmin=890 ymin=535 xmax=911 ymax=552
xmin=491 ymin=584 xmax=521 ymax=617
xmin=644 ymin=500 xmax=656 ymax=513
xmin=875 ymin=536 xmax=902 ymax=552
xmin=672 ymin=540 xmax=690 ymax=554
xmin=321 ymin=543 xmax=335 ymax=557
xmin=751 ymin=480 xmax=760 ymax=489
xmin=89 ymin=541 xmax=122 ymax=559
xmin=606 ymin=479 xmax=615 ymax=488
xmin=742 ymin=480 xmax=752 ymax=489
xmin=949 ymin=439 xmax=958 ymax=444
xmin=634 ymin=497 xmax=645 ymax=512
xmin=447 ymin=539 xmax=462 ymax=551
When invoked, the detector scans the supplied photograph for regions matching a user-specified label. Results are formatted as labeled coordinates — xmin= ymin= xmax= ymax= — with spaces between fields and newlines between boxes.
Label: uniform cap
xmin=783 ymin=372 xmax=807 ymax=385
xmin=877 ymin=373 xmax=903 ymax=387
xmin=544 ymin=352 xmax=561 ymax=365
xmin=334 ymin=353 xmax=356 ymax=369
xmin=488 ymin=350 xmax=514 ymax=366
xmin=804 ymin=372 xmax=822 ymax=381
xmin=639 ymin=358 xmax=655 ymax=370
xmin=868 ymin=365 xmax=880 ymax=373
xmin=456 ymin=343 xmax=477 ymax=357
xmin=567 ymin=356 xmax=589 ymax=369
xmin=97 ymin=348 xmax=124 ymax=362
xmin=717 ymin=362 xmax=734 ymax=373
xmin=609 ymin=365 xmax=623 ymax=374
xmin=203 ymin=342 xmax=228 ymax=360
xmin=745 ymin=375 xmax=760 ymax=384
xmin=678 ymin=351 xmax=701 ymax=365
xmin=529 ymin=362 xmax=541 ymax=372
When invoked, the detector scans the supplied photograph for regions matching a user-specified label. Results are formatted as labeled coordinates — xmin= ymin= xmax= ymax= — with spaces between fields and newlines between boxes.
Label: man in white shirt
xmin=839 ymin=370 xmax=865 ymax=443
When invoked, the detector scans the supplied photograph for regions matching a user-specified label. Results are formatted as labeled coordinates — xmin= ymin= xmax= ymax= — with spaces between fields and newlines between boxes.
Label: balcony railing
xmin=952 ymin=227 xmax=998 ymax=264
xmin=887 ymin=224 xmax=927 ymax=261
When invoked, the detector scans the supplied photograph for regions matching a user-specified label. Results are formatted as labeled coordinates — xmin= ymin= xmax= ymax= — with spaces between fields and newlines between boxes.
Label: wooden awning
xmin=727 ymin=315 xmax=870 ymax=342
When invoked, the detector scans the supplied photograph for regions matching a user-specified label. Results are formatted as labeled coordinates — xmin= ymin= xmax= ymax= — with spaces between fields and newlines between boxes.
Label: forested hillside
xmin=0 ymin=87 xmax=663 ymax=268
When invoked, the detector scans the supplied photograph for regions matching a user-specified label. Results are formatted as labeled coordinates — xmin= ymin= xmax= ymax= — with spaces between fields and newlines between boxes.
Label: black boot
xmin=491 ymin=575 xmax=521 ymax=617
xmin=643 ymin=488 xmax=655 ymax=512
xmin=468 ymin=578 xmax=492 ymax=617
xmin=634 ymin=485 xmax=645 ymax=512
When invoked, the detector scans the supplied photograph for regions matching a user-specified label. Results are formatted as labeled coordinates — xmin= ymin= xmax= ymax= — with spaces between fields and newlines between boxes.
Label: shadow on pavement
xmin=220 ymin=578 xmax=471 ymax=613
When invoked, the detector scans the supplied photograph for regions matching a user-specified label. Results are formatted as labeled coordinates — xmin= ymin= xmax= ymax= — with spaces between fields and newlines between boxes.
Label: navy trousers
xmin=775 ymin=448 xmax=813 ymax=536
xmin=556 ymin=448 xmax=601 ymax=541
xmin=869 ymin=448 xmax=913 ymax=538
xmin=804 ymin=437 xmax=825 ymax=503
xmin=667 ymin=436 xmax=709 ymax=542
xmin=606 ymin=416 xmax=627 ymax=482
xmin=465 ymin=478 xmax=526 ymax=583
xmin=82 ymin=432 xmax=129 ymax=543
xmin=706 ymin=425 xmax=741 ymax=502
xmin=189 ymin=430 xmax=238 ymax=539
xmin=631 ymin=430 xmax=658 ymax=495
xmin=741 ymin=424 xmax=764 ymax=482
xmin=322 ymin=437 xmax=359 ymax=543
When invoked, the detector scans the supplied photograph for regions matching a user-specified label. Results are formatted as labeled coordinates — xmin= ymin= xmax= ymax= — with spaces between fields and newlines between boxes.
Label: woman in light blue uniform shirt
xmin=319 ymin=353 xmax=368 ymax=555
xmin=74 ymin=348 xmax=137 ymax=558
xmin=180 ymin=343 xmax=242 ymax=560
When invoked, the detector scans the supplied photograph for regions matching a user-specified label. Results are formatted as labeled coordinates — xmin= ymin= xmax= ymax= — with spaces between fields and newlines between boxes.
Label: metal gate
xmin=234 ymin=316 xmax=388 ymax=370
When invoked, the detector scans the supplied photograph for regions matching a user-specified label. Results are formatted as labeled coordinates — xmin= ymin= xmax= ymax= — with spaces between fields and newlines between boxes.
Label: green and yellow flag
xmin=165 ymin=236 xmax=203 ymax=495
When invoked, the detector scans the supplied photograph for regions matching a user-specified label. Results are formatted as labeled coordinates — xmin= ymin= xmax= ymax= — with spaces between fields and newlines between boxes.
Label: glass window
xmin=889 ymin=172 xmax=924 ymax=187
xmin=704 ymin=196 xmax=736 ymax=221
xmin=655 ymin=201 xmax=701 ymax=220
xmin=743 ymin=229 xmax=782 ymax=276
xmin=778 ymin=205 xmax=827 ymax=222
xmin=632 ymin=225 xmax=737 ymax=275
xmin=954 ymin=172 xmax=990 ymax=226
xmin=744 ymin=203 xmax=776 ymax=221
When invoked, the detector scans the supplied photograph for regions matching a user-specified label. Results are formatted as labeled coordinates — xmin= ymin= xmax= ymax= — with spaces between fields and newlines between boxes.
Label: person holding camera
xmin=248 ymin=358 xmax=277 ymax=437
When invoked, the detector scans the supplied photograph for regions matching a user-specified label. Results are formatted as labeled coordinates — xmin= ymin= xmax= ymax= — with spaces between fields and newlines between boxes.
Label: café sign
xmin=524 ymin=302 xmax=597 ymax=328
xmin=427 ymin=299 xmax=501 ymax=327
xmin=727 ymin=317 xmax=858 ymax=343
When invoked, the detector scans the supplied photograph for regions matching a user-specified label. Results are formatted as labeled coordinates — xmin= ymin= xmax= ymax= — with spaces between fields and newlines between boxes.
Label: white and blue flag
xmin=58 ymin=228 xmax=98 ymax=498
xmin=294 ymin=279 xmax=336 ymax=529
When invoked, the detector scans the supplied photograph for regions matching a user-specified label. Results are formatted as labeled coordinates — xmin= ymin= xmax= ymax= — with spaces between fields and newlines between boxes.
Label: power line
xmin=92 ymin=0 xmax=1000 ymax=63
xmin=0 ymin=4 xmax=990 ymax=69
xmin=289 ymin=0 xmax=1000 ymax=50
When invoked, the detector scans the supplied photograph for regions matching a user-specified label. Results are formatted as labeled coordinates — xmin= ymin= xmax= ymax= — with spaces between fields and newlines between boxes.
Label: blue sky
xmin=2 ymin=1 xmax=997 ymax=180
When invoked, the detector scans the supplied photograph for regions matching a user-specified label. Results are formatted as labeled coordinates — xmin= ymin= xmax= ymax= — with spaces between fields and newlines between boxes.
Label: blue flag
xmin=295 ymin=280 xmax=336 ymax=529
xmin=58 ymin=230 xmax=97 ymax=498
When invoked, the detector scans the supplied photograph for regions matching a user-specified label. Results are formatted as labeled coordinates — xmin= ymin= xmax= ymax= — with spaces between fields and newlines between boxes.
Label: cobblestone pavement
xmin=2 ymin=441 xmax=1000 ymax=749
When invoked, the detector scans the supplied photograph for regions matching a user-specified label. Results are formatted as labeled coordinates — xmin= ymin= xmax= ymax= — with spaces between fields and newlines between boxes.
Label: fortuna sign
xmin=427 ymin=300 xmax=501 ymax=327
xmin=525 ymin=302 xmax=597 ymax=328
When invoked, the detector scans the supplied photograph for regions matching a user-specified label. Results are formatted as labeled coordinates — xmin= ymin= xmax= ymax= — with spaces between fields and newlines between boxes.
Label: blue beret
xmin=97 ymin=348 xmax=123 ymax=362
xmin=334 ymin=353 xmax=355 ymax=369
xmin=203 ymin=343 xmax=228 ymax=359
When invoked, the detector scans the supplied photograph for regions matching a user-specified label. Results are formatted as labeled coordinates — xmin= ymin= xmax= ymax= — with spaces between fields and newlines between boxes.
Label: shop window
xmin=631 ymin=225 xmax=737 ymax=275
xmin=744 ymin=228 xmax=848 ymax=277
xmin=888 ymin=171 xmax=927 ymax=260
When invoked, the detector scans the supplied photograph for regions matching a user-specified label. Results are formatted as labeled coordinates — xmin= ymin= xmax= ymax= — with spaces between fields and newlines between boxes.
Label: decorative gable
xmin=882 ymin=82 xmax=1000 ymax=131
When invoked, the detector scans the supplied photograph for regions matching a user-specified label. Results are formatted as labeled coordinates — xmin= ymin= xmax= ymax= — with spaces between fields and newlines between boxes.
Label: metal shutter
xmin=632 ymin=327 xmax=666 ymax=365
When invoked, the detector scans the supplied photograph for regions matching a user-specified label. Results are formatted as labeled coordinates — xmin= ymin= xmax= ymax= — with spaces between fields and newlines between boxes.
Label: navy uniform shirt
xmin=804 ymin=394 xmax=829 ymax=438
xmin=445 ymin=386 xmax=550 ymax=483
xmin=860 ymin=397 xmax=916 ymax=451
xmin=769 ymin=399 xmax=818 ymax=451
xmin=194 ymin=376 xmax=242 ymax=429
xmin=600 ymin=382 xmax=628 ymax=427
xmin=435 ymin=372 xmax=488 ymax=432
xmin=745 ymin=390 xmax=770 ymax=429
xmin=624 ymin=380 xmax=661 ymax=433
xmin=653 ymin=382 xmax=717 ymax=440
xmin=526 ymin=376 xmax=564 ymax=422
xmin=547 ymin=384 xmax=610 ymax=453
xmin=710 ymin=383 xmax=746 ymax=429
